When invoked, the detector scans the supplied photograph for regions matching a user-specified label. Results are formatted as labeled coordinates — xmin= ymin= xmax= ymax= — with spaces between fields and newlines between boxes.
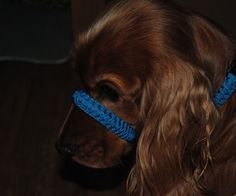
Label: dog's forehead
xmin=76 ymin=37 xmax=149 ymax=85
xmin=79 ymin=61 xmax=141 ymax=92
xmin=77 ymin=36 xmax=151 ymax=84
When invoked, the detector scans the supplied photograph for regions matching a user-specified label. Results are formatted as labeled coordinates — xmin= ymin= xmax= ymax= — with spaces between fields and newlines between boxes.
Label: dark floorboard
xmin=0 ymin=61 xmax=127 ymax=196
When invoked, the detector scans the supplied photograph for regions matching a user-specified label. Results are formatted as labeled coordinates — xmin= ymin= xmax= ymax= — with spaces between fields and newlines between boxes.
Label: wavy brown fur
xmin=72 ymin=0 xmax=236 ymax=195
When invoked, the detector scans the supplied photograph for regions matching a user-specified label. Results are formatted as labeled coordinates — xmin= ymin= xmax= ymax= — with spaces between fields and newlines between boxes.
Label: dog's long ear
xmin=128 ymin=58 xmax=220 ymax=195
xmin=127 ymin=12 xmax=235 ymax=195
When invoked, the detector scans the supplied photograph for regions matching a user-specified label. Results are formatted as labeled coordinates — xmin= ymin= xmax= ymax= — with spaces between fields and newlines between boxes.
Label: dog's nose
xmin=55 ymin=141 xmax=77 ymax=157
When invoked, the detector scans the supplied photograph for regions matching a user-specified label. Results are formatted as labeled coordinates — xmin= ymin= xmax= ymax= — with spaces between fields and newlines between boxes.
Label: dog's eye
xmin=97 ymin=84 xmax=119 ymax=102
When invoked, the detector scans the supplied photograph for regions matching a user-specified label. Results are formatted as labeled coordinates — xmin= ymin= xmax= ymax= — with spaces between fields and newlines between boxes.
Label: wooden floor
xmin=0 ymin=61 xmax=127 ymax=196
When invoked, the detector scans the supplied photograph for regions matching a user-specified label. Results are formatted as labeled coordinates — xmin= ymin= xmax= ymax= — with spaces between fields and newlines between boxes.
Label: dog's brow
xmin=98 ymin=74 xmax=128 ymax=88
xmin=97 ymin=73 xmax=141 ymax=96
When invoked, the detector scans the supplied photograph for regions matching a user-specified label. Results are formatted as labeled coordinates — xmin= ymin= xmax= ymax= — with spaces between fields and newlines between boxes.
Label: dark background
xmin=0 ymin=0 xmax=235 ymax=196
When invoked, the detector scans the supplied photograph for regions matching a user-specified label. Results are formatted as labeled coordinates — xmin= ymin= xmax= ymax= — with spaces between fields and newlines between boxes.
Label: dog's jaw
xmin=71 ymin=131 xmax=132 ymax=169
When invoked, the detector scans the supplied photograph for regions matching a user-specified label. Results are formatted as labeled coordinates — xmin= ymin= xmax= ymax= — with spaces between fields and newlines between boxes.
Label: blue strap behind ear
xmin=213 ymin=70 xmax=236 ymax=108
xmin=72 ymin=90 xmax=136 ymax=142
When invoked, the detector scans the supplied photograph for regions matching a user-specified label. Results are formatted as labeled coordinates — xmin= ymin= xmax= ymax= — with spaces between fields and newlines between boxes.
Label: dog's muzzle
xmin=55 ymin=90 xmax=136 ymax=157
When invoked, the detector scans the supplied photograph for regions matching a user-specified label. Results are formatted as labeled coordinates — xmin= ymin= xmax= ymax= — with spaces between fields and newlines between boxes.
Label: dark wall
xmin=175 ymin=0 xmax=236 ymax=37
xmin=0 ymin=0 xmax=235 ymax=62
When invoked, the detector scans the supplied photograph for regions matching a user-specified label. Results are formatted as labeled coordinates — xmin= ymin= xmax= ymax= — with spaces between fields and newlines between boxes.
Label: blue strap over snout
xmin=72 ymin=90 xmax=136 ymax=142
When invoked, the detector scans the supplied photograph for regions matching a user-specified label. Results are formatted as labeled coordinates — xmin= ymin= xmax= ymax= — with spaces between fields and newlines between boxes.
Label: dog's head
xmin=56 ymin=0 xmax=156 ymax=169
xmin=56 ymin=0 xmax=235 ymax=194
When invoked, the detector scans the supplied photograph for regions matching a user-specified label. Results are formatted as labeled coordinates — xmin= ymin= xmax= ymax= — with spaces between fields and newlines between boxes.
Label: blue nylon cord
xmin=72 ymin=90 xmax=136 ymax=142
xmin=213 ymin=71 xmax=236 ymax=108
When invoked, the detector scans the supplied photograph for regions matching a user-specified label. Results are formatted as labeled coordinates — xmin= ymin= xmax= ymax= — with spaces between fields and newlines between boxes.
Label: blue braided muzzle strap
xmin=72 ymin=90 xmax=136 ymax=142
xmin=213 ymin=71 xmax=236 ymax=108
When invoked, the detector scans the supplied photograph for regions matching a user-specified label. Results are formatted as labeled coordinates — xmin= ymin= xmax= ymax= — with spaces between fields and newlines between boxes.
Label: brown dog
xmin=56 ymin=0 xmax=236 ymax=195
